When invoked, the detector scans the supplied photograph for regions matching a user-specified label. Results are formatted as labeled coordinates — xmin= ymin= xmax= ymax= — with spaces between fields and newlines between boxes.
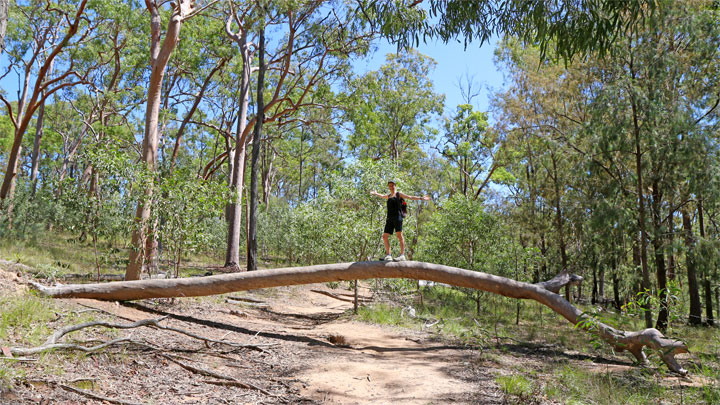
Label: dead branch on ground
xmin=159 ymin=354 xmax=272 ymax=396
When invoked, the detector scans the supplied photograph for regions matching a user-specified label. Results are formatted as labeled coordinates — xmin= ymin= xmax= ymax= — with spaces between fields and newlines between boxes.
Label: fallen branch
xmin=8 ymin=338 xmax=149 ymax=357
xmin=30 ymin=261 xmax=689 ymax=374
xmin=6 ymin=317 xmax=166 ymax=357
xmin=310 ymin=289 xmax=371 ymax=303
xmin=44 ymin=317 xmax=167 ymax=345
xmin=226 ymin=298 xmax=269 ymax=307
xmin=59 ymin=383 xmax=142 ymax=405
xmin=203 ymin=379 xmax=272 ymax=395
xmin=160 ymin=354 xmax=272 ymax=395
xmin=226 ymin=295 xmax=266 ymax=303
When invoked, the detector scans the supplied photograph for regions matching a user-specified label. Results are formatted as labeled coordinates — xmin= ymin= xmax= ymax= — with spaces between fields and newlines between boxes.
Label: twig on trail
xmin=226 ymin=298 xmax=269 ymax=307
xmin=0 ymin=356 xmax=36 ymax=362
xmin=67 ymin=377 xmax=99 ymax=384
xmin=310 ymin=289 xmax=372 ymax=303
xmin=9 ymin=338 xmax=150 ymax=356
xmin=154 ymin=322 xmax=275 ymax=352
xmin=204 ymin=379 xmax=272 ymax=394
xmin=159 ymin=354 xmax=273 ymax=396
xmin=58 ymin=383 xmax=143 ymax=405
xmin=217 ymin=308 xmax=247 ymax=318
xmin=226 ymin=295 xmax=266 ymax=304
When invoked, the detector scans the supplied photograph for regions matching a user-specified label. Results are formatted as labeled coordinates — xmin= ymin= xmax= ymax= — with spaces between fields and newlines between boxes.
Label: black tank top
xmin=387 ymin=193 xmax=402 ymax=220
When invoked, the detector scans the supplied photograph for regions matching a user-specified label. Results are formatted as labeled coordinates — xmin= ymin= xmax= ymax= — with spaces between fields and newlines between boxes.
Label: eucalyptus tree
xmin=439 ymin=104 xmax=509 ymax=199
xmin=126 ymin=0 xmax=217 ymax=281
xmin=220 ymin=0 xmax=373 ymax=270
xmin=584 ymin=0 xmax=720 ymax=330
xmin=343 ymin=50 xmax=443 ymax=168
xmin=271 ymin=105 xmax=343 ymax=203
xmin=0 ymin=0 xmax=94 ymax=204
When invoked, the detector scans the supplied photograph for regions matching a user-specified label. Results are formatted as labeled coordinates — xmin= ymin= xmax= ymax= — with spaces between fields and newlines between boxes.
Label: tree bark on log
xmin=30 ymin=261 xmax=688 ymax=374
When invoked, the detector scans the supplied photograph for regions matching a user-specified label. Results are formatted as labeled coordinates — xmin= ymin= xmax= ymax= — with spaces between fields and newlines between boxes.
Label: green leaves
xmin=363 ymin=0 xmax=658 ymax=62
xmin=343 ymin=50 xmax=444 ymax=166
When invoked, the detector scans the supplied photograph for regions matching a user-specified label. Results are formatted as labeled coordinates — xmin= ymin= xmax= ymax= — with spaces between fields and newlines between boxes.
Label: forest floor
xmin=0 ymin=265 xmax=717 ymax=404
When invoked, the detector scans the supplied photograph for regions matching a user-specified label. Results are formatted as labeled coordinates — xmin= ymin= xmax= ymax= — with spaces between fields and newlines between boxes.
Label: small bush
xmin=496 ymin=374 xmax=534 ymax=398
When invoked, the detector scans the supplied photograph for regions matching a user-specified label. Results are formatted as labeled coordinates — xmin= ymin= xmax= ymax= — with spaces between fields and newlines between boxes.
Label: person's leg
xmin=396 ymin=231 xmax=405 ymax=255
xmin=382 ymin=232 xmax=391 ymax=254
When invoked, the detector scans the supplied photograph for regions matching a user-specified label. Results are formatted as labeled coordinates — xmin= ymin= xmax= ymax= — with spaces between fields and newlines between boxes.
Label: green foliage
xmin=155 ymin=171 xmax=227 ymax=275
xmin=440 ymin=103 xmax=508 ymax=196
xmin=496 ymin=374 xmax=534 ymax=399
xmin=357 ymin=303 xmax=407 ymax=326
xmin=343 ymin=50 xmax=444 ymax=167
xmin=419 ymin=194 xmax=514 ymax=275
xmin=548 ymin=366 xmax=667 ymax=405
xmin=365 ymin=0 xmax=659 ymax=61
xmin=0 ymin=295 xmax=56 ymax=347
xmin=258 ymin=159 xmax=421 ymax=263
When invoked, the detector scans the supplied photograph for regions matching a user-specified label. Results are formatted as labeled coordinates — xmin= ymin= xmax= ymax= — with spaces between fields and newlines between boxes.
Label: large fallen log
xmin=29 ymin=260 xmax=688 ymax=374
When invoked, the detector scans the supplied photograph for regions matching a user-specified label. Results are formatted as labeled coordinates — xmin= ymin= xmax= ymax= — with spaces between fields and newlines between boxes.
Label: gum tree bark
xmin=31 ymin=261 xmax=688 ymax=374
xmin=0 ymin=0 xmax=7 ymax=54
xmin=126 ymin=0 xmax=196 ymax=280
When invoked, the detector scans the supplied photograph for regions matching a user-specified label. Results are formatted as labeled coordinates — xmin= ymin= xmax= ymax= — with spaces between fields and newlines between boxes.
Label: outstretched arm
xmin=398 ymin=192 xmax=431 ymax=201
xmin=370 ymin=191 xmax=389 ymax=199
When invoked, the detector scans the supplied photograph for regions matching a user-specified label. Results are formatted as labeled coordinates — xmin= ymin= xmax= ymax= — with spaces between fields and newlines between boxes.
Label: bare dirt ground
xmin=1 ymin=269 xmax=707 ymax=404
xmin=0 ymin=270 xmax=503 ymax=404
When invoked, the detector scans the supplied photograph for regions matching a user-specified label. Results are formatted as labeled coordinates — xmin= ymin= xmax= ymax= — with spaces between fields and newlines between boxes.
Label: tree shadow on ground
xmin=122 ymin=301 xmax=337 ymax=348
xmin=497 ymin=341 xmax=630 ymax=367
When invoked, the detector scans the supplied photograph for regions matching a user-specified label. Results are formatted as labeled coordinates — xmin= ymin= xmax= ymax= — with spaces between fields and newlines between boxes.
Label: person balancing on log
xmin=370 ymin=180 xmax=431 ymax=261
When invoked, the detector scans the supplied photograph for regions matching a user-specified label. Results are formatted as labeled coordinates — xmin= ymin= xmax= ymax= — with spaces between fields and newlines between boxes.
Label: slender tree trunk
xmin=698 ymin=197 xmax=714 ymax=325
xmin=632 ymin=95 xmax=653 ymax=328
xmin=612 ymin=271 xmax=622 ymax=311
xmin=682 ymin=208 xmax=702 ymax=325
xmin=599 ymin=262 xmax=606 ymax=302
xmin=592 ymin=266 xmax=598 ymax=304
xmin=127 ymin=0 xmax=189 ymax=280
xmin=261 ymin=144 xmax=275 ymax=207
xmin=247 ymin=19 xmax=265 ymax=271
xmin=224 ymin=27 xmax=253 ymax=269
xmin=298 ymin=130 xmax=304 ymax=201
xmin=30 ymin=97 xmax=47 ymax=196
xmin=651 ymin=184 xmax=668 ymax=331
xmin=0 ymin=0 xmax=7 ymax=55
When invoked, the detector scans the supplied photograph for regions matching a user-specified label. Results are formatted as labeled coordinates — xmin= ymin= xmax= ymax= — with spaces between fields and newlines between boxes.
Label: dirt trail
xmin=74 ymin=283 xmax=499 ymax=404
xmin=248 ymin=285 xmax=500 ymax=404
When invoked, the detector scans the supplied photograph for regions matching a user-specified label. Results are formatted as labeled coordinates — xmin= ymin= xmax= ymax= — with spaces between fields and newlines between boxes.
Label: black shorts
xmin=383 ymin=217 xmax=403 ymax=234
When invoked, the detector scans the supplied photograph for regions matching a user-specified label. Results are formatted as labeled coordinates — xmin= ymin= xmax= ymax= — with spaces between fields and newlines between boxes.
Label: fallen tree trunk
xmin=29 ymin=260 xmax=688 ymax=374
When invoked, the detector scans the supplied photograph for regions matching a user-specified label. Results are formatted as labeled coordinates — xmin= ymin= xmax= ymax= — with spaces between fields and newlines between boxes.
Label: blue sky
xmin=0 ymin=29 xmax=507 ymax=131
xmin=356 ymin=36 xmax=506 ymax=117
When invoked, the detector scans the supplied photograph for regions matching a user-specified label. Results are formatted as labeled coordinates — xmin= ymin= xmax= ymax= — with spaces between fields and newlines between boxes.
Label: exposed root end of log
xmin=598 ymin=325 xmax=688 ymax=375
